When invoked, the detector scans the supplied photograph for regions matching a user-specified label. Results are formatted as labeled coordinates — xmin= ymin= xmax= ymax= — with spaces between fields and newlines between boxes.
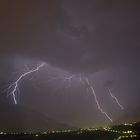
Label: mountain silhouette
xmin=0 ymin=100 xmax=73 ymax=132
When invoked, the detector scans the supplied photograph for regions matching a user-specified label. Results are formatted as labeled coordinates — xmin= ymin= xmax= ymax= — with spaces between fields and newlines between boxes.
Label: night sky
xmin=0 ymin=0 xmax=140 ymax=129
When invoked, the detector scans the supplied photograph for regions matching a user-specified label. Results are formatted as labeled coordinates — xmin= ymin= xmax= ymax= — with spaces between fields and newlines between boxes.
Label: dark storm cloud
xmin=0 ymin=0 xmax=140 ymax=73
xmin=0 ymin=0 xmax=140 ymax=128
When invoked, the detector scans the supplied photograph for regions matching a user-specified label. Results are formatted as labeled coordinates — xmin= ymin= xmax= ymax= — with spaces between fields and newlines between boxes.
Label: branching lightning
xmin=63 ymin=75 xmax=75 ymax=87
xmin=3 ymin=61 xmax=125 ymax=123
xmin=7 ymin=63 xmax=45 ymax=104
xmin=107 ymin=88 xmax=124 ymax=110
xmin=45 ymin=73 xmax=121 ymax=122
xmin=85 ymin=77 xmax=113 ymax=122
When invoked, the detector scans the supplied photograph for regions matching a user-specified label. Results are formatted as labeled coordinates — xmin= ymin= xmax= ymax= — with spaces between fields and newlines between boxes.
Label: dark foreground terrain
xmin=0 ymin=122 xmax=140 ymax=140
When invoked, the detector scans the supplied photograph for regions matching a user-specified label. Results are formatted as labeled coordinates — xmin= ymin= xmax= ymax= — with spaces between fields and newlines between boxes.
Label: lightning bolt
xmin=63 ymin=75 xmax=75 ymax=88
xmin=4 ymin=61 xmax=123 ymax=123
xmin=52 ymin=74 xmax=75 ymax=93
xmin=85 ymin=77 xmax=113 ymax=122
xmin=107 ymin=88 xmax=124 ymax=110
xmin=7 ymin=63 xmax=46 ymax=104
